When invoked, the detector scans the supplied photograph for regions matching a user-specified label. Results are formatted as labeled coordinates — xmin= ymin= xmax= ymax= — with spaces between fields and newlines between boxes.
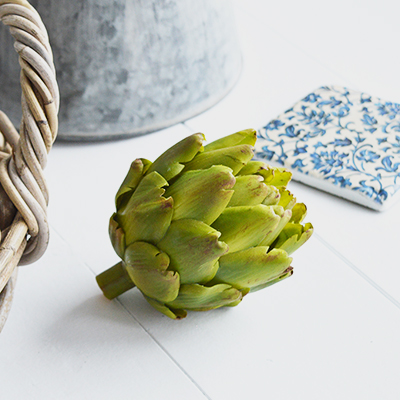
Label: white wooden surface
xmin=1 ymin=1 xmax=400 ymax=399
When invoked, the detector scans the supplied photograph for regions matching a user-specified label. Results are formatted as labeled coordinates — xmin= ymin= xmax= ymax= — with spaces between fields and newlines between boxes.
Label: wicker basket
xmin=0 ymin=0 xmax=58 ymax=332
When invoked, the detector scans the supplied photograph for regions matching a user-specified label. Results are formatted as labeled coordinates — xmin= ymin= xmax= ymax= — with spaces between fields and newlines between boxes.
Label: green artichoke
xmin=96 ymin=129 xmax=313 ymax=319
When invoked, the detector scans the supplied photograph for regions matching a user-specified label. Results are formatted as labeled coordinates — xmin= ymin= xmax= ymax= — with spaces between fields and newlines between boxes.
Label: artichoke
xmin=96 ymin=129 xmax=313 ymax=319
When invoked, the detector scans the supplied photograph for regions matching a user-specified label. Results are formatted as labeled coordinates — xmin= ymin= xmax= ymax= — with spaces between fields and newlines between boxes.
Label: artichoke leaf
xmin=262 ymin=185 xmax=281 ymax=206
xmin=124 ymin=242 xmax=179 ymax=303
xmin=203 ymin=129 xmax=257 ymax=152
xmin=290 ymin=202 xmax=308 ymax=223
xmin=166 ymin=283 xmax=242 ymax=311
xmin=165 ymin=165 xmax=235 ymax=224
xmin=237 ymin=160 xmax=273 ymax=179
xmin=214 ymin=247 xmax=292 ymax=292
xmin=250 ymin=266 xmax=293 ymax=292
xmin=183 ymin=144 xmax=254 ymax=175
xmin=146 ymin=133 xmax=205 ymax=181
xmin=278 ymin=188 xmax=296 ymax=210
xmin=212 ymin=204 xmax=280 ymax=253
xmin=124 ymin=241 xmax=170 ymax=271
xmin=116 ymin=172 xmax=173 ymax=246
xmin=239 ymin=163 xmax=291 ymax=186
xmin=144 ymin=296 xmax=187 ymax=320
xmin=157 ymin=219 xmax=228 ymax=284
xmin=259 ymin=206 xmax=292 ymax=247
xmin=227 ymin=175 xmax=269 ymax=207
xmin=273 ymin=222 xmax=314 ymax=255
xmin=223 ymin=297 xmax=245 ymax=307
xmin=115 ymin=158 xmax=152 ymax=209
xmin=265 ymin=167 xmax=292 ymax=187
xmin=130 ymin=171 xmax=169 ymax=201
xmin=128 ymin=267 xmax=179 ymax=303
xmin=109 ymin=214 xmax=125 ymax=259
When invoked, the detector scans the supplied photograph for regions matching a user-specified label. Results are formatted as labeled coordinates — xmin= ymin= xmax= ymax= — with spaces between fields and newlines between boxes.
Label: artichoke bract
xmin=96 ymin=129 xmax=313 ymax=319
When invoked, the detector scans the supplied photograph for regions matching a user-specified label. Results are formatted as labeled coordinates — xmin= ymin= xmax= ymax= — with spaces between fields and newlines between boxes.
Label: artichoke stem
xmin=96 ymin=261 xmax=136 ymax=300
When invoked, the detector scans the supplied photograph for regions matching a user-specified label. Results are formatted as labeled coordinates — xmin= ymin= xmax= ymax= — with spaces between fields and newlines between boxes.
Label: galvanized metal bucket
xmin=0 ymin=0 xmax=241 ymax=140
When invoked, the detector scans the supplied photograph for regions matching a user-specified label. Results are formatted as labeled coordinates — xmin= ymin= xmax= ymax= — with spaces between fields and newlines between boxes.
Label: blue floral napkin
xmin=254 ymin=86 xmax=400 ymax=211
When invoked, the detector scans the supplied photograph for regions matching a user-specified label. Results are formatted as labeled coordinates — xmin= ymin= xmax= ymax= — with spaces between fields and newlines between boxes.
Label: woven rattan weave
xmin=0 ymin=0 xmax=58 ymax=331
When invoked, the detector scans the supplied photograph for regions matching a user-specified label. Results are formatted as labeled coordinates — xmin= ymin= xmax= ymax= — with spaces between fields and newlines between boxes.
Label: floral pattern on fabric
xmin=255 ymin=86 xmax=400 ymax=208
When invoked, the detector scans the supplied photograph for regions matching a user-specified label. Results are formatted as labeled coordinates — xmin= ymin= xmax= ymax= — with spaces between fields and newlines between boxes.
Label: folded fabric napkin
xmin=255 ymin=85 xmax=400 ymax=211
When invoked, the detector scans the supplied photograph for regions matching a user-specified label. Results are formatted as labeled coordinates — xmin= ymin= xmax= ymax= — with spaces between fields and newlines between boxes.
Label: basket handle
xmin=0 ymin=0 xmax=58 ymax=294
